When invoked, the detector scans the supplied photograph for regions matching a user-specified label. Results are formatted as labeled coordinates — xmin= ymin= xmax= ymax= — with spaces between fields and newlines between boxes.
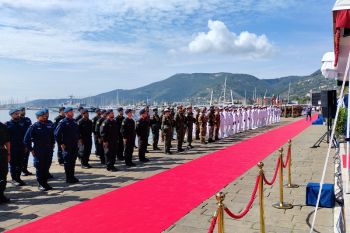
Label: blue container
xmin=306 ymin=183 xmax=335 ymax=208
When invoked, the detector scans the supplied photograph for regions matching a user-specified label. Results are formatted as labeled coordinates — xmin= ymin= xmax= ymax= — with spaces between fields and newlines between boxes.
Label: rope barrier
xmin=263 ymin=157 xmax=280 ymax=186
xmin=207 ymin=213 xmax=218 ymax=233
xmin=224 ymin=175 xmax=260 ymax=219
xmin=282 ymin=146 xmax=290 ymax=169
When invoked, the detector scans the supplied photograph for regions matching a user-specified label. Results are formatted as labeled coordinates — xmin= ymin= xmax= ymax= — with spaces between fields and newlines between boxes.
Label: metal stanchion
xmin=257 ymin=162 xmax=265 ymax=233
xmin=285 ymin=140 xmax=299 ymax=188
xmin=272 ymin=148 xmax=293 ymax=209
xmin=216 ymin=192 xmax=225 ymax=233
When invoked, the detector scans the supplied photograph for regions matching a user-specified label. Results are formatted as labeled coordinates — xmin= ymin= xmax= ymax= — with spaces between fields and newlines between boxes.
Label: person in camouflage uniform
xmin=214 ymin=107 xmax=221 ymax=141
xmin=150 ymin=108 xmax=161 ymax=150
xmin=195 ymin=107 xmax=201 ymax=140
xmin=161 ymin=109 xmax=173 ymax=154
xmin=185 ymin=106 xmax=195 ymax=148
xmin=175 ymin=106 xmax=186 ymax=152
xmin=207 ymin=106 xmax=215 ymax=143
xmin=198 ymin=107 xmax=208 ymax=144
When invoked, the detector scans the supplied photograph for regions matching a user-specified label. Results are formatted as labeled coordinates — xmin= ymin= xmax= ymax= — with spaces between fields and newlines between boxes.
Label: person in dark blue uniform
xmin=136 ymin=109 xmax=150 ymax=163
xmin=92 ymin=108 xmax=101 ymax=157
xmin=6 ymin=109 xmax=27 ymax=186
xmin=54 ymin=107 xmax=65 ymax=165
xmin=78 ymin=109 xmax=93 ymax=169
xmin=121 ymin=109 xmax=136 ymax=167
xmin=19 ymin=107 xmax=33 ymax=176
xmin=24 ymin=110 xmax=55 ymax=191
xmin=0 ymin=121 xmax=11 ymax=204
xmin=75 ymin=106 xmax=84 ymax=122
xmin=95 ymin=110 xmax=107 ymax=165
xmin=115 ymin=107 xmax=125 ymax=161
xmin=54 ymin=107 xmax=80 ymax=184
xmin=43 ymin=108 xmax=55 ymax=179
xmin=100 ymin=109 xmax=118 ymax=172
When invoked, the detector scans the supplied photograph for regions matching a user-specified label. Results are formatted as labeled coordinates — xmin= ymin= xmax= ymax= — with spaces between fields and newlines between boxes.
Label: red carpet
xmin=342 ymin=154 xmax=350 ymax=168
xmin=7 ymin=117 xmax=315 ymax=233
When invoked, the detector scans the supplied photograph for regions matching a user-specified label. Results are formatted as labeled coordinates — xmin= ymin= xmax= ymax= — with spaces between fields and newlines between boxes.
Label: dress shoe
xmin=140 ymin=158 xmax=150 ymax=163
xmin=153 ymin=147 xmax=161 ymax=151
xmin=177 ymin=148 xmax=184 ymax=152
xmin=12 ymin=179 xmax=26 ymax=186
xmin=22 ymin=170 xmax=33 ymax=176
xmin=81 ymin=164 xmax=90 ymax=169
xmin=0 ymin=195 xmax=10 ymax=204
xmin=126 ymin=162 xmax=136 ymax=167
xmin=107 ymin=166 xmax=118 ymax=172
xmin=38 ymin=184 xmax=50 ymax=192
xmin=44 ymin=183 xmax=53 ymax=190
xmin=66 ymin=177 xmax=79 ymax=184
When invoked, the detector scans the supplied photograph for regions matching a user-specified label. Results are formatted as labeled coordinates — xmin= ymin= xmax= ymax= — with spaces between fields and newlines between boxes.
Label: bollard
xmin=272 ymin=148 xmax=293 ymax=209
xmin=257 ymin=162 xmax=266 ymax=233
xmin=216 ymin=192 xmax=225 ymax=233
xmin=285 ymin=140 xmax=299 ymax=188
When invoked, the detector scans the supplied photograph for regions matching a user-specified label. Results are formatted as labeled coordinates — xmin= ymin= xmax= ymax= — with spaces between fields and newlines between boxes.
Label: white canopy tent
xmin=321 ymin=52 xmax=338 ymax=79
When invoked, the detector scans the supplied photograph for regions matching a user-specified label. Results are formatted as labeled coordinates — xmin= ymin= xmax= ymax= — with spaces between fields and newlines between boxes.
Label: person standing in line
xmin=195 ymin=107 xmax=201 ymax=140
xmin=121 ymin=109 xmax=136 ymax=167
xmin=92 ymin=108 xmax=101 ymax=157
xmin=199 ymin=107 xmax=208 ymax=144
xmin=150 ymin=108 xmax=161 ymax=151
xmin=77 ymin=109 xmax=93 ymax=169
xmin=214 ymin=107 xmax=221 ymax=141
xmin=0 ymin=121 xmax=11 ymax=204
xmin=24 ymin=110 xmax=55 ymax=191
xmin=54 ymin=107 xmax=80 ymax=184
xmin=95 ymin=110 xmax=107 ymax=165
xmin=53 ymin=107 xmax=66 ymax=165
xmin=136 ymin=109 xmax=150 ymax=162
xmin=161 ymin=109 xmax=173 ymax=154
xmin=19 ymin=107 xmax=33 ymax=176
xmin=100 ymin=110 xmax=119 ymax=172
xmin=175 ymin=106 xmax=186 ymax=152
xmin=6 ymin=109 xmax=27 ymax=186
xmin=115 ymin=107 xmax=125 ymax=160
xmin=185 ymin=106 xmax=195 ymax=149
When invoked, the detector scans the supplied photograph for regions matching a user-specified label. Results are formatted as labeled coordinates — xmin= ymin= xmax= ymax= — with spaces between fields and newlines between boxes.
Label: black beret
xmin=59 ymin=107 xmax=65 ymax=112
xmin=117 ymin=107 xmax=123 ymax=112
xmin=139 ymin=109 xmax=146 ymax=115
xmin=125 ymin=109 xmax=132 ymax=114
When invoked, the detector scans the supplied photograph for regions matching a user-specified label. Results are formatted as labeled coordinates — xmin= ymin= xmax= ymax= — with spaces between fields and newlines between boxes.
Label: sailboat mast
xmin=223 ymin=77 xmax=227 ymax=104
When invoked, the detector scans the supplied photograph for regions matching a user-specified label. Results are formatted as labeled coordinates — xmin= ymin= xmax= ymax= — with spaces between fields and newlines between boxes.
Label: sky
xmin=0 ymin=0 xmax=336 ymax=101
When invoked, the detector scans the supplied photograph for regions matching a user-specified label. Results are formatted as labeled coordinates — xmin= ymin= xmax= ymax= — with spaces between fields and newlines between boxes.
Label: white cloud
xmin=0 ymin=0 xmax=291 ymax=65
xmin=188 ymin=20 xmax=275 ymax=58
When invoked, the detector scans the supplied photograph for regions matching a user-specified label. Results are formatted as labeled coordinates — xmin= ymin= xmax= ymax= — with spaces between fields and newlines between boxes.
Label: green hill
xmin=25 ymin=70 xmax=336 ymax=107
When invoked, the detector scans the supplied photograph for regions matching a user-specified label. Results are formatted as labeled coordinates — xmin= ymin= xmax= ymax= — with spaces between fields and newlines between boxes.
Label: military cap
xmin=139 ymin=108 xmax=146 ymax=115
xmin=95 ymin=108 xmax=101 ymax=113
xmin=64 ymin=107 xmax=74 ymax=113
xmin=186 ymin=105 xmax=192 ymax=109
xmin=9 ymin=108 xmax=20 ymax=115
xmin=164 ymin=108 xmax=170 ymax=112
xmin=101 ymin=109 xmax=107 ymax=114
xmin=20 ymin=107 xmax=26 ymax=111
xmin=153 ymin=108 xmax=158 ymax=112
xmin=78 ymin=106 xmax=84 ymax=111
xmin=106 ymin=109 xmax=113 ymax=114
xmin=35 ymin=109 xmax=45 ymax=117
xmin=82 ymin=109 xmax=89 ymax=114
xmin=125 ymin=109 xmax=132 ymax=114
xmin=43 ymin=108 xmax=49 ymax=113
xmin=117 ymin=107 xmax=123 ymax=112
xmin=59 ymin=107 xmax=65 ymax=112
